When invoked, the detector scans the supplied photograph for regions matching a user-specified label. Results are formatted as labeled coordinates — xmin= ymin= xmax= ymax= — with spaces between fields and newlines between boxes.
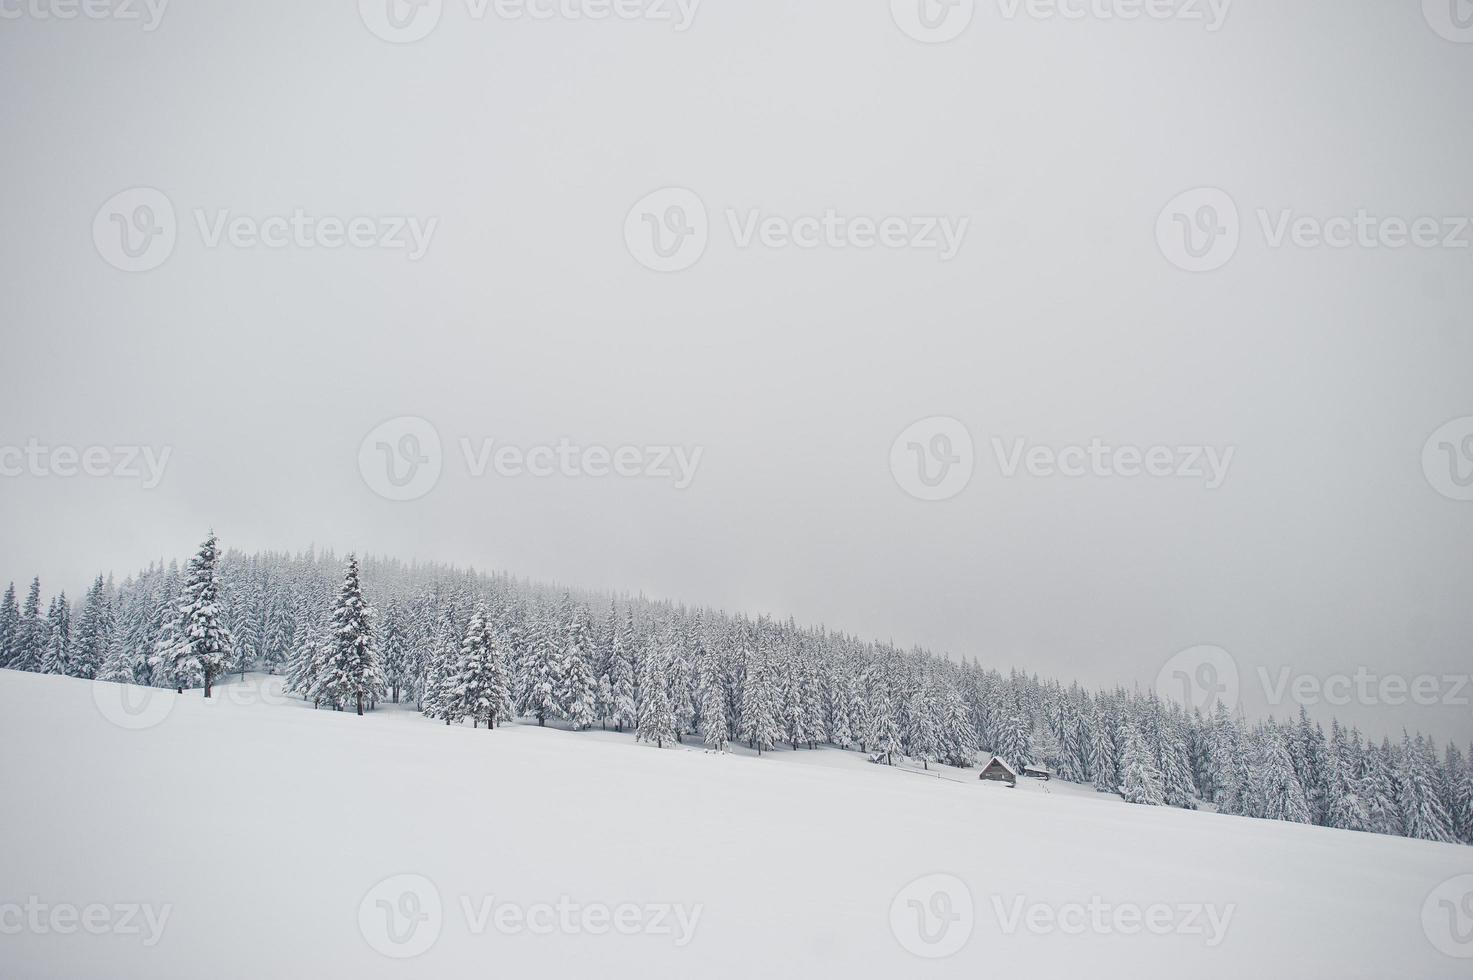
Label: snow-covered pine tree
xmin=1118 ymin=720 xmax=1166 ymax=806
xmin=607 ymin=608 xmax=637 ymax=732
xmin=1322 ymin=720 xmax=1370 ymax=833
xmin=14 ymin=578 xmax=44 ymax=673
xmin=40 ymin=594 xmax=72 ymax=675
xmin=283 ymin=618 xmax=318 ymax=701
xmin=739 ymin=634 xmax=782 ymax=755
xmin=456 ymin=606 xmax=502 ymax=729
xmin=421 ymin=609 xmax=463 ymax=724
xmin=516 ymin=601 xmax=565 ymax=726
xmin=1448 ymin=744 xmax=1473 ymax=844
xmin=561 ymin=604 xmax=598 ymax=731
xmin=260 ymin=597 xmax=293 ymax=674
xmin=701 ymin=649 xmax=729 ymax=751
xmin=380 ymin=600 xmax=410 ymax=704
xmin=165 ymin=533 xmax=233 ymax=697
xmin=1291 ymin=707 xmax=1328 ymax=825
xmin=636 ymin=645 xmax=677 ymax=748
xmin=314 ymin=555 xmax=382 ymax=716
xmin=1253 ymin=721 xmax=1313 ymax=824
xmin=1397 ymin=732 xmax=1455 ymax=843
xmin=1088 ymin=703 xmax=1119 ymax=793
xmin=0 ymin=582 xmax=18 ymax=669
xmin=940 ymin=685 xmax=979 ymax=767
xmin=72 ymin=575 xmax=111 ymax=680
xmin=1359 ymin=734 xmax=1403 ymax=837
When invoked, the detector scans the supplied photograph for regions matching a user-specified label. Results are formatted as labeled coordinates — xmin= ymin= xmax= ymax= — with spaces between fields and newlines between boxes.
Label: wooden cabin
xmin=1022 ymin=764 xmax=1052 ymax=781
xmin=978 ymin=755 xmax=1017 ymax=788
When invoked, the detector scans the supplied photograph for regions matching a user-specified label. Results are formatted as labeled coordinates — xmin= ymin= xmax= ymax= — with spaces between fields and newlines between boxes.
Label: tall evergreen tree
xmin=1397 ymin=733 xmax=1455 ymax=843
xmin=314 ymin=555 xmax=381 ymax=716
xmin=636 ymin=646 xmax=677 ymax=748
xmin=40 ymin=594 xmax=72 ymax=676
xmin=161 ymin=533 xmax=233 ymax=697
xmin=15 ymin=578 xmax=44 ymax=672
xmin=0 ymin=582 xmax=20 ymax=669
xmin=73 ymin=575 xmax=111 ymax=680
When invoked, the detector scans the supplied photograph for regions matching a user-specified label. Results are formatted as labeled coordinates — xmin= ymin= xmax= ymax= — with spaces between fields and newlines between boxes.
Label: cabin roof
xmin=981 ymin=755 xmax=1018 ymax=777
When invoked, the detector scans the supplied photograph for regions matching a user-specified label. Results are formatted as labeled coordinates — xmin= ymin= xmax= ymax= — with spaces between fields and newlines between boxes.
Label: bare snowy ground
xmin=1 ymin=669 xmax=1469 ymax=979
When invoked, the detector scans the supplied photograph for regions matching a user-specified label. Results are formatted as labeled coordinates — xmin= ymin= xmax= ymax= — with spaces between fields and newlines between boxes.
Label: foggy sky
xmin=1 ymin=0 xmax=1470 ymax=744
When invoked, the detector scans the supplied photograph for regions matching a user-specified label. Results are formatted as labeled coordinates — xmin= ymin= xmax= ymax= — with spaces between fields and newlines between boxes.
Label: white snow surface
xmin=1 ymin=669 xmax=1468 ymax=979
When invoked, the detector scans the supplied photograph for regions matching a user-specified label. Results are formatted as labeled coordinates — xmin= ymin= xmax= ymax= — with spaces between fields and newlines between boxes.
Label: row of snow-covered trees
xmin=1 ymin=535 xmax=1469 ymax=846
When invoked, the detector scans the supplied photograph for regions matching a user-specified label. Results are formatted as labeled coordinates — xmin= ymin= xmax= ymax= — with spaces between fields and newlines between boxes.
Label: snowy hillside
xmin=1 ymin=669 xmax=1468 ymax=979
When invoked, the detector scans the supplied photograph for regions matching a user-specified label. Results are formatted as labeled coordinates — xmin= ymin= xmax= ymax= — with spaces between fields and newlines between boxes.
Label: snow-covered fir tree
xmin=159 ymin=533 xmax=233 ymax=697
xmin=313 ymin=555 xmax=382 ymax=716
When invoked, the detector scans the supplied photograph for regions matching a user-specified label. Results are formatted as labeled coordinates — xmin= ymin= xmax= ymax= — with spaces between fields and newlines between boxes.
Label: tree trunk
xmin=356 ymin=692 xmax=364 ymax=716
xmin=204 ymin=669 xmax=213 ymax=699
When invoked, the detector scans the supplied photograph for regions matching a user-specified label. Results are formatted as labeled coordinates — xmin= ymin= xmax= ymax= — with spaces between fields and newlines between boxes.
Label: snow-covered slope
xmin=1 ymin=669 xmax=1468 ymax=979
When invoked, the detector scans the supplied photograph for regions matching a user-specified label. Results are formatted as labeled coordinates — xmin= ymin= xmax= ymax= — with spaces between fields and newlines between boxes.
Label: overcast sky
xmin=1 ymin=0 xmax=1470 ymax=744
